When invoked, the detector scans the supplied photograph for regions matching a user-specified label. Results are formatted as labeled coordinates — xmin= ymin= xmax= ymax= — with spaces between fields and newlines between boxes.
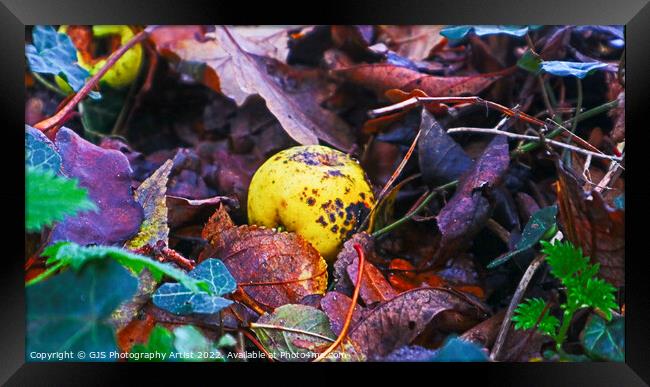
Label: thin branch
xmin=34 ymin=25 xmax=159 ymax=133
xmin=491 ymin=253 xmax=546 ymax=361
xmin=447 ymin=127 xmax=623 ymax=162
xmin=314 ymin=243 xmax=365 ymax=361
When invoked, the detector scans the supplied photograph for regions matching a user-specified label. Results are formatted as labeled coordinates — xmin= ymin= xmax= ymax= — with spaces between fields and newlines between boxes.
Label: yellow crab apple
xmin=247 ymin=145 xmax=375 ymax=261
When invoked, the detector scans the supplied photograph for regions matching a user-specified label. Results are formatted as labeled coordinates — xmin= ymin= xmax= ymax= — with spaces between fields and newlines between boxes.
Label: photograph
xmin=24 ymin=24 xmax=625 ymax=364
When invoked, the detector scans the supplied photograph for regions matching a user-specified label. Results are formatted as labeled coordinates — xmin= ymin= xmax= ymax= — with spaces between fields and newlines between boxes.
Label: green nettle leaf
xmin=540 ymin=61 xmax=608 ymax=79
xmin=25 ymin=125 xmax=62 ymax=173
xmin=26 ymin=259 xmax=138 ymax=358
xmin=153 ymin=258 xmax=236 ymax=315
xmin=579 ymin=278 xmax=618 ymax=320
xmin=26 ymin=166 xmax=97 ymax=232
xmin=252 ymin=304 xmax=336 ymax=361
xmin=25 ymin=25 xmax=93 ymax=93
xmin=580 ymin=314 xmax=624 ymax=362
xmin=125 ymin=159 xmax=173 ymax=249
xmin=513 ymin=298 xmax=560 ymax=337
xmin=488 ymin=205 xmax=558 ymax=268
xmin=428 ymin=337 xmax=488 ymax=362
xmin=41 ymin=242 xmax=209 ymax=293
xmin=173 ymin=325 xmax=224 ymax=362
xmin=541 ymin=240 xmax=589 ymax=283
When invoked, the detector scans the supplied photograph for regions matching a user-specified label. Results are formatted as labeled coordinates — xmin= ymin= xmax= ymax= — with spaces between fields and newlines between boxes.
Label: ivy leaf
xmin=429 ymin=337 xmax=489 ymax=362
xmin=153 ymin=259 xmax=236 ymax=315
xmin=540 ymin=61 xmax=608 ymax=79
xmin=26 ymin=166 xmax=97 ymax=232
xmin=173 ymin=325 xmax=224 ymax=362
xmin=125 ymin=159 xmax=173 ymax=249
xmin=441 ymin=25 xmax=532 ymax=40
xmin=580 ymin=314 xmax=624 ymax=362
xmin=25 ymin=25 xmax=91 ymax=93
xmin=488 ymin=205 xmax=558 ymax=268
xmin=27 ymin=259 xmax=138 ymax=357
xmin=513 ymin=298 xmax=559 ymax=337
xmin=41 ymin=242 xmax=209 ymax=293
xmin=25 ymin=125 xmax=61 ymax=173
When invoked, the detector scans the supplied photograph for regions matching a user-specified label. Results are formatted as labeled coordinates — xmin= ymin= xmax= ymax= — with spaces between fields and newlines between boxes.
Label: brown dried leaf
xmin=200 ymin=206 xmax=328 ymax=310
xmin=556 ymin=160 xmax=624 ymax=286
xmin=433 ymin=134 xmax=510 ymax=266
xmin=378 ymin=25 xmax=445 ymax=60
xmin=336 ymin=63 xmax=503 ymax=98
xmin=333 ymin=233 xmax=398 ymax=304
xmin=348 ymin=288 xmax=487 ymax=359
xmin=214 ymin=27 xmax=355 ymax=150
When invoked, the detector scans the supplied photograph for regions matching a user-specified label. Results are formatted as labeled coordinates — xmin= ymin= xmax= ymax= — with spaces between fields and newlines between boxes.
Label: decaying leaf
xmin=320 ymin=291 xmax=366 ymax=335
xmin=336 ymin=63 xmax=504 ymax=98
xmin=377 ymin=25 xmax=445 ymax=61
xmin=125 ymin=159 xmax=173 ymax=249
xmin=167 ymin=194 xmax=238 ymax=230
xmin=333 ymin=232 xmax=398 ymax=304
xmin=555 ymin=159 xmax=624 ymax=286
xmin=200 ymin=206 xmax=328 ymax=310
xmin=434 ymin=134 xmax=510 ymax=266
xmin=51 ymin=128 xmax=143 ymax=246
xmin=348 ymin=288 xmax=487 ymax=359
xmin=214 ymin=27 xmax=355 ymax=150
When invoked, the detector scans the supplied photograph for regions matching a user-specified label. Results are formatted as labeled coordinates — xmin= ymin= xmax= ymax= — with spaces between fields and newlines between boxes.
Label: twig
xmin=314 ymin=243 xmax=365 ymax=361
xmin=241 ymin=329 xmax=275 ymax=361
xmin=34 ymin=25 xmax=159 ymax=133
xmin=490 ymin=253 xmax=546 ymax=361
xmin=446 ymin=127 xmax=623 ymax=162
xmin=486 ymin=219 xmax=511 ymax=245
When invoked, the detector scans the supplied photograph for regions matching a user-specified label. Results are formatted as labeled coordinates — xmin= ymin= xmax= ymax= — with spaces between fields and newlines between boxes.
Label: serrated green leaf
xmin=153 ymin=259 xmax=236 ymax=315
xmin=125 ymin=159 xmax=173 ymax=249
xmin=541 ymin=240 xmax=589 ymax=284
xmin=513 ymin=298 xmax=559 ymax=337
xmin=26 ymin=259 xmax=137 ymax=358
xmin=580 ymin=314 xmax=624 ymax=362
xmin=252 ymin=304 xmax=336 ymax=361
xmin=41 ymin=242 xmax=209 ymax=293
xmin=579 ymin=278 xmax=618 ymax=319
xmin=488 ymin=205 xmax=557 ymax=268
xmin=25 ymin=125 xmax=61 ymax=173
xmin=26 ymin=166 xmax=97 ymax=232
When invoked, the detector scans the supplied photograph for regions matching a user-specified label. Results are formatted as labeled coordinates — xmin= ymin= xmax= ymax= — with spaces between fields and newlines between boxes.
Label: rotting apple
xmin=57 ymin=25 xmax=143 ymax=90
xmin=247 ymin=145 xmax=375 ymax=262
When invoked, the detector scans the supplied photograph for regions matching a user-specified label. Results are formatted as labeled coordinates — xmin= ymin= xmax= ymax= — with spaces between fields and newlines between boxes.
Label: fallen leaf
xmin=348 ymin=288 xmax=487 ymax=358
xmin=125 ymin=159 xmax=173 ymax=249
xmin=336 ymin=63 xmax=503 ymax=98
xmin=320 ymin=291 xmax=366 ymax=335
xmin=418 ymin=109 xmax=473 ymax=187
xmin=378 ymin=26 xmax=445 ymax=60
xmin=166 ymin=194 xmax=238 ymax=230
xmin=214 ymin=27 xmax=355 ymax=150
xmin=252 ymin=304 xmax=336 ymax=362
xmin=333 ymin=233 xmax=398 ymax=304
xmin=117 ymin=313 xmax=156 ymax=353
xmin=555 ymin=159 xmax=624 ymax=286
xmin=51 ymin=128 xmax=143 ymax=246
xmin=200 ymin=206 xmax=328 ymax=310
xmin=433 ymin=134 xmax=510 ymax=266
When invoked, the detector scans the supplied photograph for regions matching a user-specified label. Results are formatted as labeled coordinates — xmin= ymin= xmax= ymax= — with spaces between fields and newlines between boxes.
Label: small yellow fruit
xmin=57 ymin=25 xmax=143 ymax=90
xmin=248 ymin=145 xmax=375 ymax=261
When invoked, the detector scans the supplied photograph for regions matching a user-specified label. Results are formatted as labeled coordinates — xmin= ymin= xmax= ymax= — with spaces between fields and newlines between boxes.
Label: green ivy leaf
xmin=25 ymin=125 xmax=61 ymax=173
xmin=41 ymin=242 xmax=209 ymax=293
xmin=428 ymin=336 xmax=488 ymax=362
xmin=441 ymin=25 xmax=531 ymax=40
xmin=25 ymin=26 xmax=91 ymax=93
xmin=153 ymin=258 xmax=236 ymax=315
xmin=513 ymin=298 xmax=559 ymax=337
xmin=488 ymin=205 xmax=558 ymax=268
xmin=27 ymin=259 xmax=137 ymax=358
xmin=26 ymin=166 xmax=97 ymax=232
xmin=580 ymin=314 xmax=624 ymax=362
